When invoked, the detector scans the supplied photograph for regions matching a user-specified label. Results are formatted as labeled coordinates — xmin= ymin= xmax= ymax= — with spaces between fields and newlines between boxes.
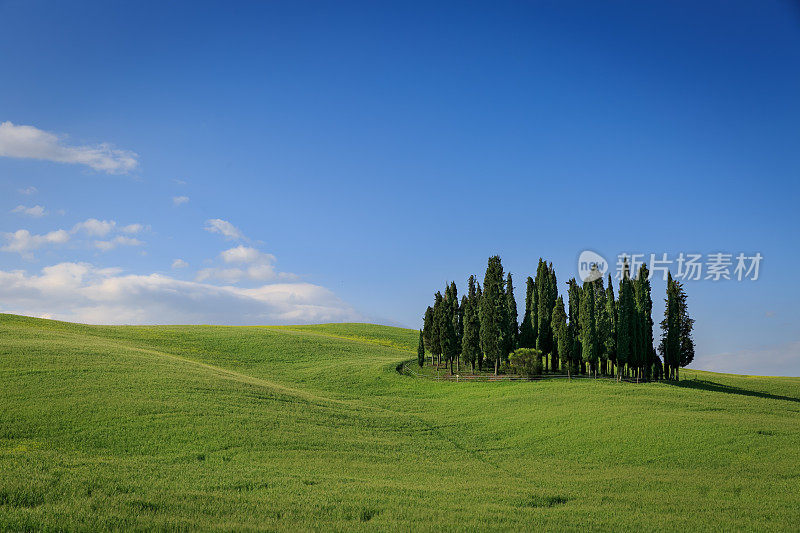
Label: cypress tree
xmin=475 ymin=281 xmax=484 ymax=370
xmin=659 ymin=272 xmax=680 ymax=379
xmin=617 ymin=274 xmax=634 ymax=380
xmin=531 ymin=277 xmax=538 ymax=350
xmin=548 ymin=264 xmax=559 ymax=371
xmin=417 ymin=329 xmax=425 ymax=367
xmin=605 ymin=275 xmax=617 ymax=376
xmin=431 ymin=292 xmax=444 ymax=367
xmin=552 ymin=296 xmax=568 ymax=376
xmin=579 ymin=282 xmax=599 ymax=377
xmin=505 ymin=273 xmax=518 ymax=354
xmin=461 ymin=275 xmax=481 ymax=372
xmin=567 ymin=278 xmax=582 ymax=374
xmin=534 ymin=259 xmax=545 ymax=352
xmin=594 ymin=276 xmax=609 ymax=375
xmin=519 ymin=277 xmax=535 ymax=348
xmin=441 ymin=283 xmax=459 ymax=374
xmin=423 ymin=306 xmax=434 ymax=357
xmin=459 ymin=295 xmax=468 ymax=371
xmin=536 ymin=260 xmax=557 ymax=368
xmin=634 ymin=263 xmax=654 ymax=380
xmin=479 ymin=256 xmax=508 ymax=375
xmin=447 ymin=281 xmax=461 ymax=371
xmin=676 ymin=276 xmax=695 ymax=380
xmin=658 ymin=272 xmax=694 ymax=381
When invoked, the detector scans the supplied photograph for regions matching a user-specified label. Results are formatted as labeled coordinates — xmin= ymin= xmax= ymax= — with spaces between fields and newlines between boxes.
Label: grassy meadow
xmin=1 ymin=313 xmax=799 ymax=531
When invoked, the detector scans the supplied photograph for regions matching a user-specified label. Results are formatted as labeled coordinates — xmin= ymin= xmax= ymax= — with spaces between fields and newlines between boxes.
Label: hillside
xmin=1 ymin=314 xmax=798 ymax=531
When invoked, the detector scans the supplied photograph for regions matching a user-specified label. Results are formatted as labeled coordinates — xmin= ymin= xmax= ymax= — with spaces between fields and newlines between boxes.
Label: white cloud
xmin=120 ymin=223 xmax=145 ymax=234
xmin=11 ymin=205 xmax=47 ymax=217
xmin=1 ymin=218 xmax=148 ymax=258
xmin=220 ymin=245 xmax=273 ymax=264
xmin=18 ymin=186 xmax=38 ymax=195
xmin=204 ymin=218 xmax=243 ymax=240
xmin=0 ymin=262 xmax=360 ymax=325
xmin=692 ymin=341 xmax=800 ymax=377
xmin=1 ymin=229 xmax=70 ymax=258
xmin=72 ymin=218 xmax=116 ymax=237
xmin=196 ymin=245 xmax=297 ymax=283
xmin=173 ymin=196 xmax=189 ymax=206
xmin=94 ymin=236 xmax=144 ymax=252
xmin=172 ymin=259 xmax=189 ymax=269
xmin=0 ymin=121 xmax=138 ymax=174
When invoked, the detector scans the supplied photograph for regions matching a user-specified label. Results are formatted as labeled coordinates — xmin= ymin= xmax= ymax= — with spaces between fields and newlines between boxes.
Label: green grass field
xmin=1 ymin=314 xmax=798 ymax=531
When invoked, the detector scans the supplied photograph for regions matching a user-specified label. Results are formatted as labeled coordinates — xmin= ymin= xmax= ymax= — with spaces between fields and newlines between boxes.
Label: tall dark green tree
xmin=441 ymin=283 xmax=459 ymax=374
xmin=531 ymin=276 xmax=538 ymax=350
xmin=617 ymin=273 xmax=634 ymax=380
xmin=479 ymin=256 xmax=508 ymax=375
xmin=552 ymin=296 xmax=570 ymax=376
xmin=505 ymin=273 xmax=518 ymax=353
xmin=605 ymin=275 xmax=617 ymax=376
xmin=422 ymin=306 xmax=434 ymax=359
xmin=431 ymin=291 xmax=444 ymax=367
xmin=567 ymin=278 xmax=583 ymax=370
xmin=547 ymin=265 xmax=559 ymax=371
xmin=519 ymin=276 xmax=536 ymax=348
xmin=417 ymin=329 xmax=425 ymax=367
xmin=567 ymin=278 xmax=582 ymax=374
xmin=634 ymin=263 xmax=654 ymax=380
xmin=461 ymin=275 xmax=481 ymax=372
xmin=474 ymin=280 xmax=484 ymax=370
xmin=659 ymin=272 xmax=680 ymax=379
xmin=593 ymin=276 xmax=609 ymax=375
xmin=579 ymin=282 xmax=599 ymax=377
xmin=449 ymin=281 xmax=461 ymax=342
xmin=536 ymin=260 xmax=558 ymax=369
xmin=660 ymin=272 xmax=695 ymax=380
xmin=677 ymin=282 xmax=696 ymax=378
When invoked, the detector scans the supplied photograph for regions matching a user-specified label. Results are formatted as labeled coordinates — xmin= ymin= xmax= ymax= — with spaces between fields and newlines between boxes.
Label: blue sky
xmin=1 ymin=1 xmax=799 ymax=375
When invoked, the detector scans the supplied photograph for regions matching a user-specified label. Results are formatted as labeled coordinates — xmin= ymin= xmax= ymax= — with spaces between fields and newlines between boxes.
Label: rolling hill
xmin=1 ymin=314 xmax=798 ymax=530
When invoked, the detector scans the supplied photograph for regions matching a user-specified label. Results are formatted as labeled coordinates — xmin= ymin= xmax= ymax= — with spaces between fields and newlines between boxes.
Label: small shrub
xmin=508 ymin=348 xmax=544 ymax=377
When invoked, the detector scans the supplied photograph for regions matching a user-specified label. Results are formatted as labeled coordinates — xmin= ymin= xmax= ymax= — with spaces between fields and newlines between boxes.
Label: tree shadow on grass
xmin=667 ymin=378 xmax=800 ymax=403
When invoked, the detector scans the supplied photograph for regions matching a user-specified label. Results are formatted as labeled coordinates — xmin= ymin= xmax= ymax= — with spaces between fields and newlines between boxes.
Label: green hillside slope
xmin=1 ymin=314 xmax=798 ymax=531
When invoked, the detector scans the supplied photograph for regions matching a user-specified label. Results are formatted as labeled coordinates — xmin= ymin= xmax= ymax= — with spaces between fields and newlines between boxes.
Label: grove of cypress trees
xmin=419 ymin=255 xmax=671 ymax=383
